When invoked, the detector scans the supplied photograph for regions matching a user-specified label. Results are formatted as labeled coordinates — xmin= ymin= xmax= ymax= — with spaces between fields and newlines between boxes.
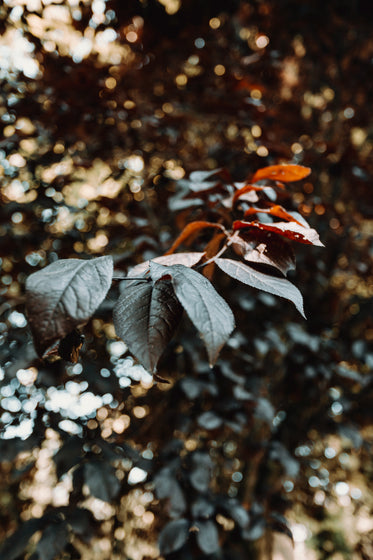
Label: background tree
xmin=0 ymin=1 xmax=372 ymax=559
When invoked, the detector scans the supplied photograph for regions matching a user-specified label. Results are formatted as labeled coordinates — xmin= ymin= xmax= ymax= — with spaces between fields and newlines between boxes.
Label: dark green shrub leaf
xmin=158 ymin=519 xmax=190 ymax=556
xmin=84 ymin=462 xmax=120 ymax=502
xmin=195 ymin=520 xmax=220 ymax=554
xmin=26 ymin=256 xmax=113 ymax=356
xmin=215 ymin=258 xmax=305 ymax=318
xmin=150 ymin=262 xmax=235 ymax=366
xmin=113 ymin=278 xmax=183 ymax=373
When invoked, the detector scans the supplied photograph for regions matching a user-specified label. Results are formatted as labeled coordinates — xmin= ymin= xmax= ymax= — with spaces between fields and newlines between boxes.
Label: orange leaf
xmin=244 ymin=205 xmax=305 ymax=226
xmin=165 ymin=221 xmax=226 ymax=255
xmin=251 ymin=164 xmax=311 ymax=183
xmin=233 ymin=220 xmax=324 ymax=246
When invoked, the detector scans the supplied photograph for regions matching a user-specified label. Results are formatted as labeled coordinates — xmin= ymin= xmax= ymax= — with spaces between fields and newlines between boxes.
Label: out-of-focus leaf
xmin=242 ymin=518 xmax=266 ymax=541
xmin=67 ymin=508 xmax=94 ymax=543
xmin=0 ymin=519 xmax=44 ymax=560
xmin=191 ymin=498 xmax=215 ymax=519
xmin=127 ymin=252 xmax=205 ymax=279
xmin=189 ymin=169 xmax=222 ymax=182
xmin=158 ymin=519 xmax=190 ymax=555
xmin=195 ymin=520 xmax=220 ymax=554
xmin=190 ymin=452 xmax=213 ymax=493
xmin=221 ymin=498 xmax=250 ymax=528
xmin=84 ymin=462 xmax=120 ymax=502
xmin=165 ymin=221 xmax=225 ymax=255
xmin=114 ymin=278 xmax=183 ymax=372
xmin=187 ymin=180 xmax=219 ymax=192
xmin=269 ymin=442 xmax=299 ymax=477
xmin=270 ymin=513 xmax=293 ymax=542
xmin=154 ymin=469 xmax=187 ymax=516
xmin=254 ymin=397 xmax=276 ymax=424
xmin=150 ymin=263 xmax=235 ymax=366
xmin=25 ymin=256 xmax=113 ymax=356
xmin=251 ymin=164 xmax=311 ymax=183
xmin=53 ymin=437 xmax=83 ymax=479
xmin=197 ymin=410 xmax=223 ymax=430
xmin=215 ymin=258 xmax=305 ymax=317
xmin=36 ymin=522 xmax=69 ymax=560
xmin=233 ymin=183 xmax=282 ymax=205
xmin=233 ymin=220 xmax=324 ymax=246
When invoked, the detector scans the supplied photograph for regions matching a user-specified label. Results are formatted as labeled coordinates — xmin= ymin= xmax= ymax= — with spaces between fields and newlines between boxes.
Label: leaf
xmin=165 ymin=221 xmax=226 ymax=255
xmin=197 ymin=410 xmax=223 ymax=430
xmin=195 ymin=520 xmax=220 ymax=554
xmin=150 ymin=263 xmax=235 ymax=366
xmin=84 ymin=462 xmax=120 ymax=502
xmin=221 ymin=498 xmax=250 ymax=528
xmin=189 ymin=452 xmax=213 ymax=493
xmin=25 ymin=256 xmax=113 ymax=356
xmin=233 ymin=220 xmax=324 ymax=246
xmin=231 ymin=231 xmax=296 ymax=275
xmin=53 ymin=436 xmax=83 ymax=479
xmin=67 ymin=508 xmax=95 ymax=542
xmin=215 ymin=258 xmax=305 ymax=318
xmin=0 ymin=519 xmax=44 ymax=560
xmin=127 ymin=252 xmax=205 ymax=279
xmin=251 ymin=164 xmax=311 ymax=183
xmin=191 ymin=498 xmax=215 ymax=519
xmin=233 ymin=183 xmax=283 ymax=205
xmin=244 ymin=204 xmax=305 ymax=226
xmin=114 ymin=278 xmax=183 ymax=372
xmin=189 ymin=169 xmax=222 ymax=182
xmin=36 ymin=522 xmax=69 ymax=560
xmin=158 ymin=519 xmax=190 ymax=556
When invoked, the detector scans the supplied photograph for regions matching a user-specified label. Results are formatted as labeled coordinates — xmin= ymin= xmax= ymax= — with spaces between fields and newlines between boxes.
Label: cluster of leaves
xmin=1 ymin=1 xmax=372 ymax=559
xmin=25 ymin=164 xmax=321 ymax=378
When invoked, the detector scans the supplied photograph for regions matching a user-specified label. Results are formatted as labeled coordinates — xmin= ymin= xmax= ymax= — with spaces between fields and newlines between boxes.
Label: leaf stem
xmin=112 ymin=276 xmax=150 ymax=281
xmin=197 ymin=237 xmax=233 ymax=269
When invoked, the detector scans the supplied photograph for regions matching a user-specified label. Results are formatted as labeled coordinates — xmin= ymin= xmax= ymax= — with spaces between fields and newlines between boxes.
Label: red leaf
xmin=244 ymin=205 xmax=304 ymax=226
xmin=233 ymin=220 xmax=324 ymax=246
xmin=251 ymin=164 xmax=311 ymax=183
xmin=231 ymin=231 xmax=296 ymax=275
xmin=165 ymin=221 xmax=226 ymax=255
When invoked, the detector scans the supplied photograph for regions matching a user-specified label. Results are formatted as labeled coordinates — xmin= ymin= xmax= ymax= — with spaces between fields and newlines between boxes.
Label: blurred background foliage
xmin=0 ymin=0 xmax=372 ymax=559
